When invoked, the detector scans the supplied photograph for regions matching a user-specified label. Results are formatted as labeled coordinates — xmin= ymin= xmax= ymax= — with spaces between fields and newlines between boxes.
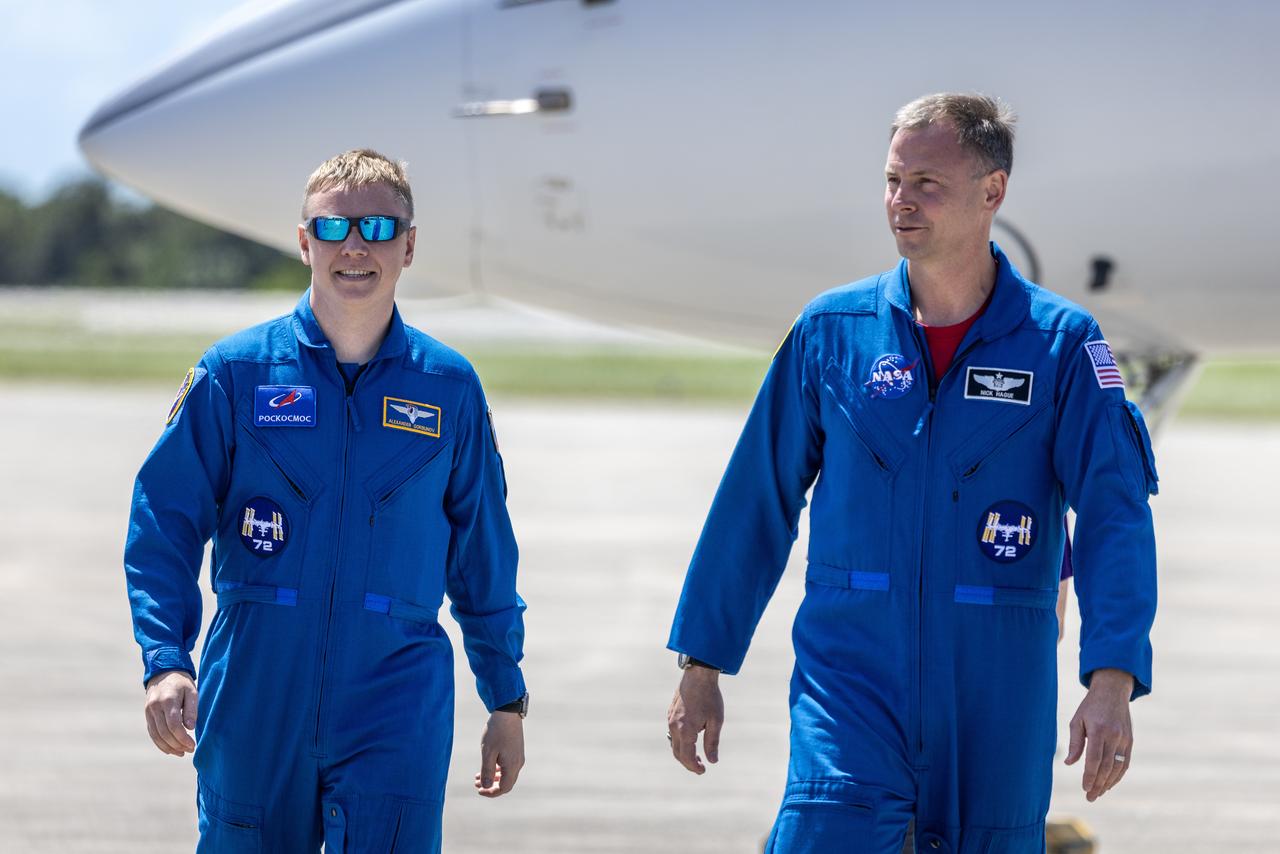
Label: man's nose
xmin=340 ymin=230 xmax=369 ymax=255
xmin=891 ymin=188 xmax=916 ymax=213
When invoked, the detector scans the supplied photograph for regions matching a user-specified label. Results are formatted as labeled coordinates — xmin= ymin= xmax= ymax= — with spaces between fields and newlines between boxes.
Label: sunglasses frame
xmin=306 ymin=215 xmax=412 ymax=243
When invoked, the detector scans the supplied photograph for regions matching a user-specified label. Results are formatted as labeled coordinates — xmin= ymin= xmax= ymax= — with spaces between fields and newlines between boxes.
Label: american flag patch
xmin=1084 ymin=340 xmax=1125 ymax=389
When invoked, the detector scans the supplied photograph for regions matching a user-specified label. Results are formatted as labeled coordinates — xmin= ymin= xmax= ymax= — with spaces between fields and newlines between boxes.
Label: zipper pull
xmin=347 ymin=394 xmax=362 ymax=432
xmin=912 ymin=400 xmax=934 ymax=437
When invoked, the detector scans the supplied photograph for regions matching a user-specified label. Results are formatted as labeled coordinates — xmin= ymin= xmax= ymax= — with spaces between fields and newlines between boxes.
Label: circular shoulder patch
xmin=865 ymin=353 xmax=918 ymax=400
xmin=238 ymin=496 xmax=289 ymax=558
xmin=976 ymin=500 xmax=1037 ymax=563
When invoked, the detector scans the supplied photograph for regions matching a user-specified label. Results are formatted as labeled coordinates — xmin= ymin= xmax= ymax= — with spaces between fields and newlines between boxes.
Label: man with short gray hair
xmin=666 ymin=94 xmax=1158 ymax=852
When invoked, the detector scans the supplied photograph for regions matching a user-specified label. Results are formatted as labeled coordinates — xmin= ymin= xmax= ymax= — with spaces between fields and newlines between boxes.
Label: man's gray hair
xmin=891 ymin=93 xmax=1016 ymax=176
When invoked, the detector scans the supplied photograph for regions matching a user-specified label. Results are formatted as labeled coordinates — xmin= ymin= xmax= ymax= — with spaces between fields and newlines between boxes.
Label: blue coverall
xmin=668 ymin=244 xmax=1158 ymax=853
xmin=125 ymin=291 xmax=527 ymax=852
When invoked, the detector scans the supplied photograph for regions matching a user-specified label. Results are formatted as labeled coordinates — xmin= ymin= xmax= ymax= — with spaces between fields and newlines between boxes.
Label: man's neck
xmin=908 ymin=241 xmax=997 ymax=326
xmin=309 ymin=286 xmax=394 ymax=365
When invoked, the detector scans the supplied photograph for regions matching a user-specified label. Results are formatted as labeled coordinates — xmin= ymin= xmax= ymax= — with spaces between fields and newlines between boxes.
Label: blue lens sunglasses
xmin=307 ymin=215 xmax=411 ymax=242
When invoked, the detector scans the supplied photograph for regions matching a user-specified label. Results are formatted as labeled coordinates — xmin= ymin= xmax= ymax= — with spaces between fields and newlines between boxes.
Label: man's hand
xmin=475 ymin=711 xmax=524 ymax=798
xmin=1064 ymin=668 xmax=1135 ymax=802
xmin=667 ymin=666 xmax=724 ymax=774
xmin=144 ymin=670 xmax=197 ymax=757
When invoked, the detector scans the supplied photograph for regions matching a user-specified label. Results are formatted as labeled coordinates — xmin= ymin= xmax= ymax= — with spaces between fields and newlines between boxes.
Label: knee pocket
xmin=767 ymin=780 xmax=875 ymax=854
xmin=960 ymin=821 xmax=1046 ymax=854
xmin=383 ymin=797 xmax=442 ymax=854
xmin=196 ymin=778 xmax=263 ymax=853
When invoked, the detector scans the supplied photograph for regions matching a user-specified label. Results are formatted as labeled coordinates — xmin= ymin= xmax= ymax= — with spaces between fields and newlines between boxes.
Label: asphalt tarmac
xmin=0 ymin=383 xmax=1276 ymax=852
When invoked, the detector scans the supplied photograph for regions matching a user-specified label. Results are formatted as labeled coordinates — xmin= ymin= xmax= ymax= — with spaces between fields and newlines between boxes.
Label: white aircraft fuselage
xmin=79 ymin=0 xmax=1279 ymax=377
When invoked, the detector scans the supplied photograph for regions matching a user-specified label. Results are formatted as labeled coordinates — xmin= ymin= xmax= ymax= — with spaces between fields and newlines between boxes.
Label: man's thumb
xmin=1063 ymin=717 xmax=1085 ymax=765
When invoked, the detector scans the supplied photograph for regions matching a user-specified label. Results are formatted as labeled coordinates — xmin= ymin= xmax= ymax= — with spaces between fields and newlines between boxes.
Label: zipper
xmin=313 ymin=368 xmax=359 ymax=753
xmin=908 ymin=322 xmax=933 ymax=757
xmin=239 ymin=418 xmax=310 ymax=502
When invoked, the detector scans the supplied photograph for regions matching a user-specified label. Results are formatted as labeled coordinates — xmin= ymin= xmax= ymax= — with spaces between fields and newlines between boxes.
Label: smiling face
xmin=884 ymin=120 xmax=1006 ymax=263
xmin=298 ymin=181 xmax=416 ymax=305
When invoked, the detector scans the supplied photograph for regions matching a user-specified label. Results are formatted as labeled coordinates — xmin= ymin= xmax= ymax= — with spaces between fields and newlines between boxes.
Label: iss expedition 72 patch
xmin=977 ymin=500 xmax=1037 ymax=563
xmin=239 ymin=496 xmax=288 ymax=557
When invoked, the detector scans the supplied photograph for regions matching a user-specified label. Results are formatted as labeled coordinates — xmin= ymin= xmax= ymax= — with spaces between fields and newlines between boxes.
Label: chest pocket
xmin=948 ymin=397 xmax=1060 ymax=603
xmin=215 ymin=410 xmax=321 ymax=598
xmin=815 ymin=360 xmax=907 ymax=572
xmin=364 ymin=438 xmax=454 ymax=618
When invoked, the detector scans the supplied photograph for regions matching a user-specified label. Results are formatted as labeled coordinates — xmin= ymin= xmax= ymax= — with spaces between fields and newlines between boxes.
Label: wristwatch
xmin=677 ymin=653 xmax=721 ymax=672
xmin=496 ymin=692 xmax=529 ymax=718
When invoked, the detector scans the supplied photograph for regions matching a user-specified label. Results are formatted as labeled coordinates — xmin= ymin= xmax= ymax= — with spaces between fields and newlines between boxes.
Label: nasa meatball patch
xmin=254 ymin=386 xmax=317 ymax=427
xmin=964 ymin=367 xmax=1033 ymax=405
xmin=864 ymin=353 xmax=919 ymax=400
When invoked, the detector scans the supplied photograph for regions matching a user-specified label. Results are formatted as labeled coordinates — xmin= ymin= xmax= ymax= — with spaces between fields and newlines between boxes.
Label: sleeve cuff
xmin=143 ymin=646 xmax=195 ymax=687
xmin=1079 ymin=645 xmax=1151 ymax=700
xmin=479 ymin=669 xmax=527 ymax=713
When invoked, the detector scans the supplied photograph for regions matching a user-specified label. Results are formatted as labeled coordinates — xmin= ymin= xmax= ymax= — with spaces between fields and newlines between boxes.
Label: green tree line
xmin=0 ymin=178 xmax=304 ymax=289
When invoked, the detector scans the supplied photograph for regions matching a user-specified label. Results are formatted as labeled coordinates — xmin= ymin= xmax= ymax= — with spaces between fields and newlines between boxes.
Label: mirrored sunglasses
xmin=308 ymin=215 xmax=410 ymax=242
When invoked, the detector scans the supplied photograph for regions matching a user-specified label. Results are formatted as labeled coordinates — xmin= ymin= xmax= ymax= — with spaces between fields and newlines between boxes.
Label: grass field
xmin=1 ymin=322 xmax=1276 ymax=418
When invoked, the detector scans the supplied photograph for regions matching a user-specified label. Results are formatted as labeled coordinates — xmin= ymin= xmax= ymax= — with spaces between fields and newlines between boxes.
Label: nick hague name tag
xmin=964 ymin=367 xmax=1033 ymax=405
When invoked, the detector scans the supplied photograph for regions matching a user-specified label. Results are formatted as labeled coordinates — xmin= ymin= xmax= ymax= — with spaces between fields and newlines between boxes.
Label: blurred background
xmin=1 ymin=2 xmax=1277 ymax=853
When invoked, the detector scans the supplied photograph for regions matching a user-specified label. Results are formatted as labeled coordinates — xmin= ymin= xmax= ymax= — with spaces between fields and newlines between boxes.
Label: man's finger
xmin=1063 ymin=716 xmax=1085 ymax=765
xmin=1083 ymin=734 xmax=1112 ymax=801
xmin=182 ymin=684 xmax=199 ymax=731
xmin=703 ymin=715 xmax=723 ymax=765
xmin=479 ymin=750 xmax=497 ymax=790
xmin=671 ymin=728 xmax=705 ymax=774
xmin=165 ymin=703 xmax=195 ymax=751
xmin=145 ymin=708 xmax=176 ymax=755
xmin=497 ymin=759 xmax=521 ymax=794
xmin=1104 ymin=740 xmax=1132 ymax=791
xmin=146 ymin=705 xmax=184 ymax=755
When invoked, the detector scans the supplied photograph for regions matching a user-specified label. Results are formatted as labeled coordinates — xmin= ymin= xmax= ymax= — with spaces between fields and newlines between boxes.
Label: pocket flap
xmin=821 ymin=359 xmax=906 ymax=474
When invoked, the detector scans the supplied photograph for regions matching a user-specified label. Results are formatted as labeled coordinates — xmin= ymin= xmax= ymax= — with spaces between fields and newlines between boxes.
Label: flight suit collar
xmin=291 ymin=287 xmax=408 ymax=363
xmin=883 ymin=241 xmax=1030 ymax=342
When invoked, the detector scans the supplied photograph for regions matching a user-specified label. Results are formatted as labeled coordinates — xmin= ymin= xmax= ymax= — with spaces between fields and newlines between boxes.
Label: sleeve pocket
xmin=1108 ymin=401 xmax=1160 ymax=498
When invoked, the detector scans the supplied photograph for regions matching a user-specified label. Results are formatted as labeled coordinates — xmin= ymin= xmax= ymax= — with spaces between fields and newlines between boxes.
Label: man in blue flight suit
xmin=126 ymin=149 xmax=529 ymax=852
xmin=666 ymin=95 xmax=1159 ymax=853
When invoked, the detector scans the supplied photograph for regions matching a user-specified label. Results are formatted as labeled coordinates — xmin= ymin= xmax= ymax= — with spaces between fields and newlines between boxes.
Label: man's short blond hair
xmin=890 ymin=93 xmax=1017 ymax=177
xmin=302 ymin=148 xmax=414 ymax=219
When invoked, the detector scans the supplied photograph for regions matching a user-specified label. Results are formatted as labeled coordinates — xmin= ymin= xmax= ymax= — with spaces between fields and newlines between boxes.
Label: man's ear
xmin=298 ymin=223 xmax=312 ymax=267
xmin=402 ymin=225 xmax=416 ymax=268
xmin=985 ymin=170 xmax=1008 ymax=212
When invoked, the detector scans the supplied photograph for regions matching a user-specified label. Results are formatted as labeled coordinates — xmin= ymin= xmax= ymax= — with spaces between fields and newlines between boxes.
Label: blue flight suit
xmin=124 ymin=290 xmax=527 ymax=852
xmin=668 ymin=244 xmax=1158 ymax=853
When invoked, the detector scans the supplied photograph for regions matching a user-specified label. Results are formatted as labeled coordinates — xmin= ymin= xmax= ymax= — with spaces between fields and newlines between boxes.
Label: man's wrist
xmin=677 ymin=653 xmax=722 ymax=675
xmin=1088 ymin=668 xmax=1135 ymax=692
xmin=495 ymin=692 xmax=529 ymax=718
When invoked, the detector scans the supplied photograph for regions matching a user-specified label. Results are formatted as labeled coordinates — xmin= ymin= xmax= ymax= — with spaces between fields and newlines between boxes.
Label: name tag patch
xmin=383 ymin=396 xmax=441 ymax=437
xmin=254 ymin=386 xmax=317 ymax=427
xmin=964 ymin=367 xmax=1033 ymax=405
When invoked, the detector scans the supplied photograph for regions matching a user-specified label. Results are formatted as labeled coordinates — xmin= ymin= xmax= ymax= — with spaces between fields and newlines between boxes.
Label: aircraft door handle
xmin=454 ymin=88 xmax=573 ymax=118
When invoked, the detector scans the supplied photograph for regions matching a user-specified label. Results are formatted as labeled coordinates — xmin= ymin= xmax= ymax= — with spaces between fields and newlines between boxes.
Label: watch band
xmin=677 ymin=653 xmax=720 ymax=672
xmin=496 ymin=693 xmax=529 ymax=718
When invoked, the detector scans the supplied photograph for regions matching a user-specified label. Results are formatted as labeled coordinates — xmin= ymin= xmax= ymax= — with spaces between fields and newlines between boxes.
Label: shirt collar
xmin=291 ymin=286 xmax=408 ymax=362
xmin=883 ymin=241 xmax=1029 ymax=342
